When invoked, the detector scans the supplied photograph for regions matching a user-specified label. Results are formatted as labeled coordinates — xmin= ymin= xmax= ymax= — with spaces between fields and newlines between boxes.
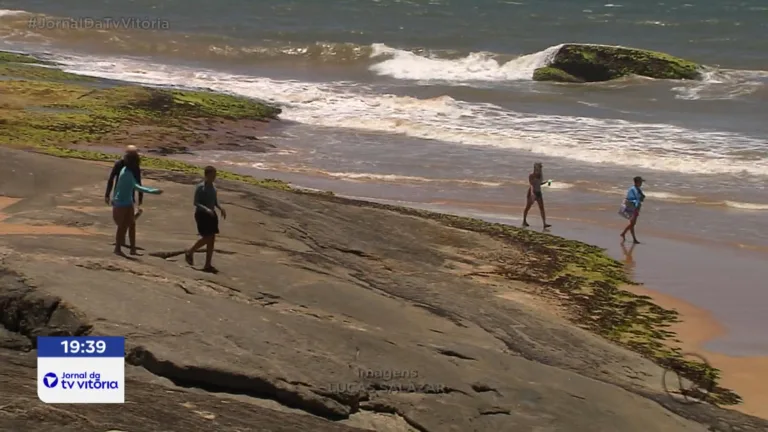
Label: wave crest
xmin=369 ymin=43 xmax=561 ymax=82
xmin=672 ymin=67 xmax=768 ymax=100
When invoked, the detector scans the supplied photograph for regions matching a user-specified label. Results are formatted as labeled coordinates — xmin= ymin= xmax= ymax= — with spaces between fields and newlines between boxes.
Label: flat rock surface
xmin=0 ymin=148 xmax=765 ymax=431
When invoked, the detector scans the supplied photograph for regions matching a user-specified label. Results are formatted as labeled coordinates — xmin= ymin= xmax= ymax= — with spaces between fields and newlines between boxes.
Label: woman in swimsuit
xmin=620 ymin=176 xmax=645 ymax=244
xmin=522 ymin=162 xmax=551 ymax=228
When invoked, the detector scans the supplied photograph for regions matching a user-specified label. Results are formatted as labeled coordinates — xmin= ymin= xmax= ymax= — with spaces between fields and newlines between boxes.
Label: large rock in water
xmin=533 ymin=44 xmax=701 ymax=82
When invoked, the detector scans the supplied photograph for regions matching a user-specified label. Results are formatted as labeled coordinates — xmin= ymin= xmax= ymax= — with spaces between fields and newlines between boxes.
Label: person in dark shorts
xmin=185 ymin=166 xmax=227 ymax=272
xmin=522 ymin=162 xmax=551 ymax=229
xmin=105 ymin=145 xmax=144 ymax=247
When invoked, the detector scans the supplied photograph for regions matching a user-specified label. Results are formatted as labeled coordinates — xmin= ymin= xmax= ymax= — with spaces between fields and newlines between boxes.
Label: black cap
xmin=633 ymin=176 xmax=644 ymax=183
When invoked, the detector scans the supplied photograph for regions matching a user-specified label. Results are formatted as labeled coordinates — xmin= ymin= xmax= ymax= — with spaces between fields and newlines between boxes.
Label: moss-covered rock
xmin=532 ymin=66 xmax=584 ymax=83
xmin=38 ymin=144 xmax=293 ymax=191
xmin=0 ymin=50 xmax=282 ymax=150
xmin=0 ymin=51 xmax=52 ymax=64
xmin=533 ymin=44 xmax=701 ymax=82
xmin=0 ymin=51 xmax=94 ymax=81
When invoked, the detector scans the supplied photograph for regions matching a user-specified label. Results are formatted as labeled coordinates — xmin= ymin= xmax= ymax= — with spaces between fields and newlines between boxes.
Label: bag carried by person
xmin=618 ymin=201 xmax=635 ymax=220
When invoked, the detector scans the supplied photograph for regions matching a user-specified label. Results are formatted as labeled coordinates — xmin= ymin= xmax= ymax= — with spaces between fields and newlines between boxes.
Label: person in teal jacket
xmin=620 ymin=176 xmax=645 ymax=244
xmin=112 ymin=151 xmax=162 ymax=255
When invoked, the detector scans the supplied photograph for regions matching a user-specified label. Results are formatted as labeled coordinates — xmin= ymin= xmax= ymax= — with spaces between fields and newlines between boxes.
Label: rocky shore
xmin=1 ymin=50 xmax=767 ymax=431
xmin=532 ymin=44 xmax=702 ymax=83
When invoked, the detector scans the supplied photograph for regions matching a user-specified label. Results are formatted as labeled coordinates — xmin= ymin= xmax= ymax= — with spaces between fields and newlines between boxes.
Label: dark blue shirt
xmin=194 ymin=182 xmax=218 ymax=212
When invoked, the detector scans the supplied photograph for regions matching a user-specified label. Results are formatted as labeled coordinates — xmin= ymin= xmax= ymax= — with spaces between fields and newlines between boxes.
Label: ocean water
xmin=1 ymin=0 xmax=767 ymax=220
xmin=2 ymin=0 xmax=768 ymax=357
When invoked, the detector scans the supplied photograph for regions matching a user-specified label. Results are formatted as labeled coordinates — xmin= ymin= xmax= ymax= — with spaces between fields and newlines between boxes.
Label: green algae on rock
xmin=532 ymin=66 xmax=584 ymax=83
xmin=0 ymin=51 xmax=95 ymax=82
xmin=0 ymin=51 xmax=53 ymax=65
xmin=533 ymin=44 xmax=702 ymax=83
xmin=0 ymin=52 xmax=281 ymax=149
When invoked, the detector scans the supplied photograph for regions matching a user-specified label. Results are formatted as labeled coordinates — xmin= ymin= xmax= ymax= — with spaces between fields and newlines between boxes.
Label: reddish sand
xmin=624 ymin=283 xmax=768 ymax=419
xmin=0 ymin=197 xmax=92 ymax=236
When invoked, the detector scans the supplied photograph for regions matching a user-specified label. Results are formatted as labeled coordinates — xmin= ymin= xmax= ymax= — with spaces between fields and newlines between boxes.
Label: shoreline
xmin=622 ymin=284 xmax=768 ymax=419
xmin=2 ymin=49 xmax=766 ymax=426
xmin=350 ymin=195 xmax=768 ymax=418
xmin=170 ymin=161 xmax=768 ymax=357
xmin=171 ymin=149 xmax=768 ymax=252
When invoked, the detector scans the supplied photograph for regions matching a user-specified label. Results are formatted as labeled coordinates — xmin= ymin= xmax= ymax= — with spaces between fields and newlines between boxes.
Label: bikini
xmin=531 ymin=175 xmax=543 ymax=199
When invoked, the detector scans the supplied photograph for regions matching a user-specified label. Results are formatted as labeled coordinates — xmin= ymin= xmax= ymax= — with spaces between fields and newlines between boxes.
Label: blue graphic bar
xmin=37 ymin=336 xmax=125 ymax=357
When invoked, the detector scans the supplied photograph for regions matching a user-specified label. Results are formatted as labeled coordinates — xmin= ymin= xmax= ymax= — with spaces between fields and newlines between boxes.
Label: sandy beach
xmin=624 ymin=284 xmax=768 ymax=420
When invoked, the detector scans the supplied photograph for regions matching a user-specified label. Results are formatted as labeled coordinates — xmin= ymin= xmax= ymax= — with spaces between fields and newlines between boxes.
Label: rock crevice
xmin=125 ymin=346 xmax=353 ymax=420
xmin=0 ymin=267 xmax=92 ymax=349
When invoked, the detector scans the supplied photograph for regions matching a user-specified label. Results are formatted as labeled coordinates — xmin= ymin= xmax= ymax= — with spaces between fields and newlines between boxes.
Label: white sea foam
xmin=672 ymin=68 xmax=767 ymax=100
xmin=369 ymin=43 xmax=561 ymax=82
xmin=0 ymin=9 xmax=28 ymax=17
xmin=220 ymin=161 xmax=507 ymax=187
xmin=45 ymin=51 xmax=768 ymax=177
xmin=602 ymin=189 xmax=768 ymax=211
xmin=643 ymin=191 xmax=697 ymax=201
xmin=321 ymin=171 xmax=503 ymax=186
xmin=546 ymin=181 xmax=574 ymax=189
xmin=722 ymin=201 xmax=768 ymax=211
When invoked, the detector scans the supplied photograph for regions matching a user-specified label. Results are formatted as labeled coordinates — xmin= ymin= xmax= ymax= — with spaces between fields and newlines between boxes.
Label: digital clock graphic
xmin=60 ymin=338 xmax=108 ymax=354
xmin=37 ymin=336 xmax=125 ymax=403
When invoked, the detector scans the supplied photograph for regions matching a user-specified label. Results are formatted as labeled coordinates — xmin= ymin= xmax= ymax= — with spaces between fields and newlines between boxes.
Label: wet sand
xmin=623 ymin=284 xmax=768 ymax=420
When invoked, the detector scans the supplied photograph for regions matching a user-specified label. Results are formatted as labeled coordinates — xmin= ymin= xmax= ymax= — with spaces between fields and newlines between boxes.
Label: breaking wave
xmin=368 ymin=43 xmax=561 ymax=82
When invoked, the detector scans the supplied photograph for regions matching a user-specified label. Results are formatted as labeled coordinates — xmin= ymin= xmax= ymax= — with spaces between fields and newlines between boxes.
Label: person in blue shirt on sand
xmin=620 ymin=176 xmax=645 ymax=244
xmin=111 ymin=151 xmax=163 ymax=256
xmin=184 ymin=166 xmax=227 ymax=273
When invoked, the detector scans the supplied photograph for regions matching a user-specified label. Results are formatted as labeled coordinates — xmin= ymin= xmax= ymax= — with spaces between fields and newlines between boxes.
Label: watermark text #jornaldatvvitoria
xmin=28 ymin=17 xmax=169 ymax=30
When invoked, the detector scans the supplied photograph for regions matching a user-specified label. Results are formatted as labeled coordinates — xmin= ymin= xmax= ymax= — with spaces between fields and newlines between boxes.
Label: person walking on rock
xmin=185 ymin=166 xmax=226 ymax=272
xmin=105 ymin=145 xmax=144 ymax=248
xmin=111 ymin=151 xmax=162 ymax=256
xmin=522 ymin=162 xmax=552 ymax=229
